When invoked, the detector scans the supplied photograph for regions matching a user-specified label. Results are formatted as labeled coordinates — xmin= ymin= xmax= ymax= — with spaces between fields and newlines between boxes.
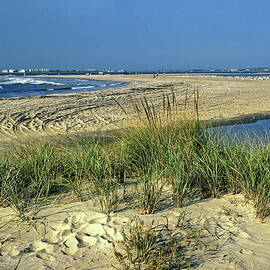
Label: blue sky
xmin=0 ymin=0 xmax=269 ymax=70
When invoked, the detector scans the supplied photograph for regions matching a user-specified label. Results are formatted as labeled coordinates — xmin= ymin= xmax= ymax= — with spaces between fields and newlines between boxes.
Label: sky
xmin=0 ymin=0 xmax=269 ymax=70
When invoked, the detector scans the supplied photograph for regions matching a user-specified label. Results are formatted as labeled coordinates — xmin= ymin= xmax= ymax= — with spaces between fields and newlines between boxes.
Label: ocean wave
xmin=0 ymin=86 xmax=3 ymax=89
xmin=0 ymin=77 xmax=65 ymax=86
xmin=45 ymin=87 xmax=72 ymax=91
xmin=71 ymin=85 xmax=95 ymax=90
xmin=0 ymin=75 xmax=14 ymax=80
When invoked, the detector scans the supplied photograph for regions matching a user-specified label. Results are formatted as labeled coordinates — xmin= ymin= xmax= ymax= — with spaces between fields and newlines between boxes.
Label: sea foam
xmin=0 ymin=77 xmax=64 ymax=86
xmin=72 ymin=85 xmax=95 ymax=90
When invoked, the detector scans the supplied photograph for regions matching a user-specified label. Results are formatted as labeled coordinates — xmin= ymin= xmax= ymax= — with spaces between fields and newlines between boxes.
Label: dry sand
xmin=1 ymin=74 xmax=270 ymax=269
xmin=1 ymin=193 xmax=270 ymax=270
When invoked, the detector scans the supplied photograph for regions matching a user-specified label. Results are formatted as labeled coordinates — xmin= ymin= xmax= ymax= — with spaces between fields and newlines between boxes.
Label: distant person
xmin=156 ymin=73 xmax=159 ymax=79
xmin=153 ymin=74 xmax=156 ymax=79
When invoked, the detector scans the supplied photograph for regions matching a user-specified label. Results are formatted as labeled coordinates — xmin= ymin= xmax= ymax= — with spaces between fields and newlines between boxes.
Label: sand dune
xmin=0 ymin=193 xmax=270 ymax=269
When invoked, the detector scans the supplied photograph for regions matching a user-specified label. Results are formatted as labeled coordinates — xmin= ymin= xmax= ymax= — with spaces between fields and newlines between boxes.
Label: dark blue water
xmin=209 ymin=119 xmax=270 ymax=142
xmin=0 ymin=76 xmax=125 ymax=98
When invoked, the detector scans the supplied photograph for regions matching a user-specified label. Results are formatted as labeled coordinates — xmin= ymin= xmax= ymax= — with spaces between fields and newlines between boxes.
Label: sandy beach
xmin=1 ymin=74 xmax=270 ymax=146
xmin=2 ymin=0 xmax=270 ymax=268
xmin=1 ymin=74 xmax=270 ymax=270
xmin=1 ymin=192 xmax=270 ymax=270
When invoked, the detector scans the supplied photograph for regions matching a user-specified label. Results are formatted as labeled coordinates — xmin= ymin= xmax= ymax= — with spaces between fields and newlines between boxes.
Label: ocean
xmin=0 ymin=75 xmax=125 ymax=98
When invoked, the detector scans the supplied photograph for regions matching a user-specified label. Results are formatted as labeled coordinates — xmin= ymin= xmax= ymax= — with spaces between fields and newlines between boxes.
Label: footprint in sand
xmin=239 ymin=248 xmax=253 ymax=255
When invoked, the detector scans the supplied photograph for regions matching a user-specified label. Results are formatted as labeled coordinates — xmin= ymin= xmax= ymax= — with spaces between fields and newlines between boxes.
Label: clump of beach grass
xmin=118 ymin=90 xmax=201 ymax=176
xmin=221 ymin=142 xmax=247 ymax=194
xmin=135 ymin=172 xmax=164 ymax=214
xmin=192 ymin=133 xmax=229 ymax=198
xmin=0 ymin=156 xmax=10 ymax=206
xmin=165 ymin=148 xmax=195 ymax=207
xmin=223 ymin=142 xmax=270 ymax=219
xmin=0 ymin=141 xmax=62 ymax=220
xmin=62 ymin=141 xmax=109 ymax=200
xmin=113 ymin=216 xmax=188 ymax=270
xmin=113 ymin=213 xmax=214 ymax=270
xmin=91 ymin=177 xmax=120 ymax=215
xmin=107 ymin=143 xmax=130 ymax=183
xmin=62 ymin=141 xmax=120 ymax=215
xmin=116 ymin=89 xmax=202 ymax=211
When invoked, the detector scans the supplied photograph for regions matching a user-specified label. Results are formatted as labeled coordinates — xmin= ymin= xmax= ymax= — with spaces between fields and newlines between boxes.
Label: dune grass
xmin=0 ymin=91 xmax=270 ymax=221
xmin=62 ymin=142 xmax=109 ymax=199
xmin=0 ymin=142 xmax=63 ymax=220
xmin=135 ymin=173 xmax=164 ymax=214
xmin=113 ymin=217 xmax=188 ymax=270
xmin=113 ymin=215 xmax=212 ymax=270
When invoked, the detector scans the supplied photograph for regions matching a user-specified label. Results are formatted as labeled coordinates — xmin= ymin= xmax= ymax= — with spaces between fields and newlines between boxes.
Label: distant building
xmin=28 ymin=68 xmax=49 ymax=72
xmin=1 ymin=70 xmax=8 ymax=73
xmin=18 ymin=69 xmax=26 ymax=73
xmin=8 ymin=69 xmax=14 ymax=73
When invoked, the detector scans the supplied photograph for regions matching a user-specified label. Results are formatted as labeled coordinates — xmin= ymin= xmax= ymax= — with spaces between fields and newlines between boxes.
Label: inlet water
xmin=209 ymin=119 xmax=270 ymax=142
